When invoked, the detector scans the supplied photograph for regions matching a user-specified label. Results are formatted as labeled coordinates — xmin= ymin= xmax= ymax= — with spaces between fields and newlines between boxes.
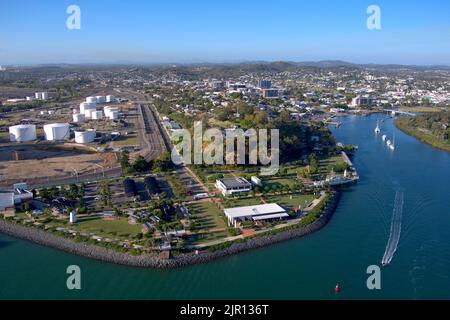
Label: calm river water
xmin=1 ymin=114 xmax=450 ymax=299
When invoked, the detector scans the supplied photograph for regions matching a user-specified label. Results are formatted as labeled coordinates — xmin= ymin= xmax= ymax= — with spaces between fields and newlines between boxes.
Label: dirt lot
xmin=0 ymin=145 xmax=118 ymax=182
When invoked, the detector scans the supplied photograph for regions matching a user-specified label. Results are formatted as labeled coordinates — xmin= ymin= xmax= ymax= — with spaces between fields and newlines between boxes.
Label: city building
xmin=258 ymin=79 xmax=272 ymax=89
xmin=224 ymin=203 xmax=288 ymax=227
xmin=350 ymin=95 xmax=376 ymax=107
xmin=215 ymin=178 xmax=252 ymax=196
xmin=209 ymin=80 xmax=225 ymax=90
xmin=261 ymin=88 xmax=279 ymax=99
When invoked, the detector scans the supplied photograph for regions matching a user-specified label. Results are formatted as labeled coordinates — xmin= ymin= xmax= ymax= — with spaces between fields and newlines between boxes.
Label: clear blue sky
xmin=1 ymin=0 xmax=449 ymax=65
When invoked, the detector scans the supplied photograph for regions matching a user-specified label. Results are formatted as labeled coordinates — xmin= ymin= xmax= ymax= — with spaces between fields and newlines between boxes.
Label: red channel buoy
xmin=334 ymin=283 xmax=340 ymax=294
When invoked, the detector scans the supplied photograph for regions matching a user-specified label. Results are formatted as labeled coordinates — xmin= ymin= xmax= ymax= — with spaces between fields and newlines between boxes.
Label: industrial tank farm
xmin=0 ymin=90 xmax=124 ymax=188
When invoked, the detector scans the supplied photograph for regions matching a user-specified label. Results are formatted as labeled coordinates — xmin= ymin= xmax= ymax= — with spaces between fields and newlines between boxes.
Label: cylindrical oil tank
xmin=108 ymin=110 xmax=119 ymax=120
xmin=80 ymin=102 xmax=96 ymax=114
xmin=103 ymin=106 xmax=119 ymax=117
xmin=9 ymin=124 xmax=37 ymax=142
xmin=43 ymin=123 xmax=70 ymax=141
xmin=73 ymin=113 xmax=85 ymax=123
xmin=84 ymin=109 xmax=94 ymax=119
xmin=86 ymin=96 xmax=97 ymax=104
xmin=106 ymin=95 xmax=115 ymax=103
xmin=91 ymin=111 xmax=103 ymax=120
xmin=96 ymin=96 xmax=105 ymax=104
xmin=74 ymin=130 xmax=96 ymax=144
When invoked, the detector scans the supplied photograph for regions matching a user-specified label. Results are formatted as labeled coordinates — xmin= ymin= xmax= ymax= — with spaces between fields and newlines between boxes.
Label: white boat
xmin=389 ymin=134 xmax=396 ymax=151
xmin=386 ymin=140 xmax=392 ymax=147
xmin=382 ymin=135 xmax=387 ymax=141
xmin=375 ymin=121 xmax=381 ymax=134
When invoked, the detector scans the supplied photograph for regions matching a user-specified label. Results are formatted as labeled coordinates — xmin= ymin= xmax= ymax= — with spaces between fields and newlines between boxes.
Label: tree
xmin=133 ymin=155 xmax=151 ymax=172
xmin=309 ymin=153 xmax=319 ymax=175
xmin=153 ymin=151 xmax=173 ymax=173
xmin=120 ymin=151 xmax=132 ymax=173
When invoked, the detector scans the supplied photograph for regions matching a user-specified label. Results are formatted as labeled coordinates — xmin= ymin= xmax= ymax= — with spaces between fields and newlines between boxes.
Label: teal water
xmin=1 ymin=114 xmax=450 ymax=300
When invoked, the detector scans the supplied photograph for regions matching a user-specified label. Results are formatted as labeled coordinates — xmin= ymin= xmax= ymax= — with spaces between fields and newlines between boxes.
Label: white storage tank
xmin=86 ymin=96 xmax=97 ymax=104
xmin=108 ymin=110 xmax=119 ymax=120
xmin=96 ymin=96 xmax=105 ymax=104
xmin=35 ymin=92 xmax=42 ymax=100
xmin=9 ymin=124 xmax=37 ymax=142
xmin=106 ymin=95 xmax=115 ymax=103
xmin=41 ymin=92 xmax=49 ymax=100
xmin=73 ymin=113 xmax=85 ymax=123
xmin=84 ymin=109 xmax=95 ymax=119
xmin=103 ymin=106 xmax=119 ymax=117
xmin=91 ymin=111 xmax=103 ymax=120
xmin=80 ymin=102 xmax=96 ymax=114
xmin=43 ymin=123 xmax=70 ymax=141
xmin=75 ymin=130 xmax=96 ymax=144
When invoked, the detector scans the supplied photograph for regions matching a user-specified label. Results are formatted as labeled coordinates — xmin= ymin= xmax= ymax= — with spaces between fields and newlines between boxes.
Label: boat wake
xmin=382 ymin=189 xmax=404 ymax=266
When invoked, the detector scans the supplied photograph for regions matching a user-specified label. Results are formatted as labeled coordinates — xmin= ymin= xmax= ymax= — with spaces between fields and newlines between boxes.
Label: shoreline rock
xmin=0 ymin=191 xmax=341 ymax=269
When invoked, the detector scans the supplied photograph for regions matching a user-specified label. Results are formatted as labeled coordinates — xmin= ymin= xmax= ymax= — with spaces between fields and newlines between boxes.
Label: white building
xmin=350 ymin=95 xmax=376 ymax=107
xmin=251 ymin=176 xmax=262 ymax=186
xmin=215 ymin=178 xmax=252 ymax=196
xmin=69 ymin=211 xmax=77 ymax=224
xmin=0 ymin=192 xmax=14 ymax=211
xmin=224 ymin=203 xmax=288 ymax=227
xmin=1 ymin=183 xmax=33 ymax=211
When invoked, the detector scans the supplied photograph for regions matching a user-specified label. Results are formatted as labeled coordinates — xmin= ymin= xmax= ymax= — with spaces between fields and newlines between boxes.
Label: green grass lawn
xmin=266 ymin=194 xmax=315 ymax=210
xmin=223 ymin=197 xmax=263 ymax=208
xmin=263 ymin=178 xmax=297 ymax=188
xmin=286 ymin=166 xmax=307 ymax=175
xmin=190 ymin=201 xmax=226 ymax=230
xmin=0 ymin=131 xmax=9 ymax=143
xmin=318 ymin=155 xmax=344 ymax=174
xmin=113 ymin=135 xmax=139 ymax=146
xmin=188 ymin=201 xmax=230 ymax=245
xmin=70 ymin=216 xmax=142 ymax=238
